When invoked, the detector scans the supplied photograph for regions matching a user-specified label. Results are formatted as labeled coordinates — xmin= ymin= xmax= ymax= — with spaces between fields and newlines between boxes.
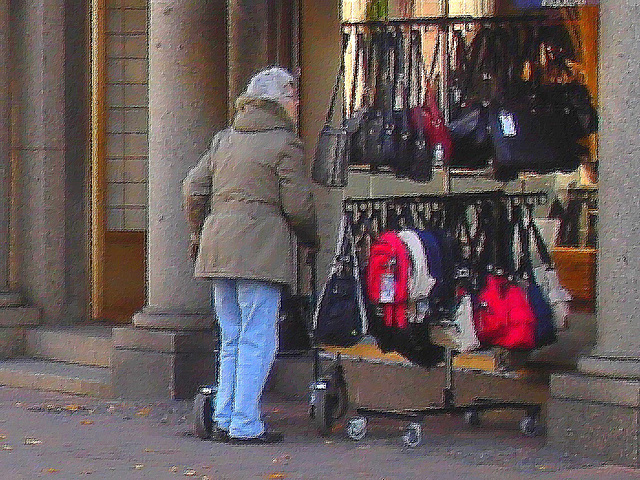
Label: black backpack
xmin=314 ymin=215 xmax=367 ymax=347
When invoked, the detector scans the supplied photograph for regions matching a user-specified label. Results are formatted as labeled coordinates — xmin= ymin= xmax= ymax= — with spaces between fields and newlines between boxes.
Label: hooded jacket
xmin=182 ymin=96 xmax=318 ymax=288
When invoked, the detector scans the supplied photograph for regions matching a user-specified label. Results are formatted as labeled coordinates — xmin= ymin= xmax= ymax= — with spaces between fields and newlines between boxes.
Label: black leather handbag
xmin=312 ymin=32 xmax=350 ymax=188
xmin=490 ymin=94 xmax=585 ymax=181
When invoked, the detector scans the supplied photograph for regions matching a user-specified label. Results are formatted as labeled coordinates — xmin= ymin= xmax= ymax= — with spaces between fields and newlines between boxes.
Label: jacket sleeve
xmin=182 ymin=130 xmax=225 ymax=237
xmin=276 ymin=135 xmax=319 ymax=248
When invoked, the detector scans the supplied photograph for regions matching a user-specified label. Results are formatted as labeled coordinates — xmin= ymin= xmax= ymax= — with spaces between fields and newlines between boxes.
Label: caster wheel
xmin=402 ymin=422 xmax=422 ymax=448
xmin=346 ymin=416 xmax=367 ymax=441
xmin=463 ymin=409 xmax=480 ymax=426
xmin=519 ymin=415 xmax=539 ymax=437
xmin=311 ymin=385 xmax=332 ymax=436
xmin=193 ymin=387 xmax=215 ymax=439
xmin=309 ymin=364 xmax=349 ymax=436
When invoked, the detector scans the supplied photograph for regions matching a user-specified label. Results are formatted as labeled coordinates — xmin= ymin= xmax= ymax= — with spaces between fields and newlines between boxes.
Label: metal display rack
xmin=310 ymin=12 xmax=576 ymax=446
xmin=339 ymin=12 xmax=573 ymax=192
xmin=335 ymin=191 xmax=547 ymax=446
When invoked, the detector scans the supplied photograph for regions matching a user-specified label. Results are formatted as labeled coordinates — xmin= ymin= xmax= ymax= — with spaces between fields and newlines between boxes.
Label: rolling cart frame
xmin=312 ymin=191 xmax=548 ymax=446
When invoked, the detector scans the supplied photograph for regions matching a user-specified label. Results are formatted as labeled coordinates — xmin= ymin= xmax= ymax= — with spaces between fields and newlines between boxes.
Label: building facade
xmin=1 ymin=0 xmax=639 ymax=466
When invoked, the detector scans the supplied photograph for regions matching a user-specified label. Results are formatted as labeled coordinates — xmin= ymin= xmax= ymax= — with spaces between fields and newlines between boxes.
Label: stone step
xmin=0 ymin=358 xmax=112 ymax=397
xmin=26 ymin=326 xmax=113 ymax=367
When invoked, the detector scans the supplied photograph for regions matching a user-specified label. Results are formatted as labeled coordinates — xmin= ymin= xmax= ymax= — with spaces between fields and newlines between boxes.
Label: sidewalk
xmin=0 ymin=386 xmax=638 ymax=480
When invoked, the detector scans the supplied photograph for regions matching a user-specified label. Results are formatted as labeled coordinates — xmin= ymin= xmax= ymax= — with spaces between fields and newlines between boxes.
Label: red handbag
xmin=366 ymin=231 xmax=411 ymax=329
xmin=474 ymin=274 xmax=536 ymax=350
xmin=410 ymin=91 xmax=453 ymax=165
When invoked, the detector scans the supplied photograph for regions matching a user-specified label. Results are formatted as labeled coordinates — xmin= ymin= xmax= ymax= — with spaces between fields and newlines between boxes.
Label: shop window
xmin=104 ymin=0 xmax=149 ymax=232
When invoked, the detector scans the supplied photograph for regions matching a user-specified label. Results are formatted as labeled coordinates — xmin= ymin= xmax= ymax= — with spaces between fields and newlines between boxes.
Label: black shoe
xmin=227 ymin=431 xmax=284 ymax=445
xmin=209 ymin=425 xmax=230 ymax=442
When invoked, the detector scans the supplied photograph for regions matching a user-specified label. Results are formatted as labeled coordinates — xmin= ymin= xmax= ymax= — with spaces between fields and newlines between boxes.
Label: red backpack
xmin=367 ymin=231 xmax=411 ymax=329
xmin=474 ymin=274 xmax=536 ymax=350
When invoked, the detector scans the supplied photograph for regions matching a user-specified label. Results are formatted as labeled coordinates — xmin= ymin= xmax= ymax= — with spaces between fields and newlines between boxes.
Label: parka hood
xmin=233 ymin=96 xmax=294 ymax=132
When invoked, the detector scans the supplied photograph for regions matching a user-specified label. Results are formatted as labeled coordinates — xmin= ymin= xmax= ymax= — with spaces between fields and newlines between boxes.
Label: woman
xmin=183 ymin=67 xmax=318 ymax=444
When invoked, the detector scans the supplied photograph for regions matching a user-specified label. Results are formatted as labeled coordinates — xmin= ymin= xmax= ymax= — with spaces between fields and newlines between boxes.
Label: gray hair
xmin=244 ymin=67 xmax=296 ymax=105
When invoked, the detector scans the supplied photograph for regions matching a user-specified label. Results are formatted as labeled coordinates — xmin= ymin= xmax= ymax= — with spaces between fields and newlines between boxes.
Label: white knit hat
xmin=244 ymin=67 xmax=296 ymax=105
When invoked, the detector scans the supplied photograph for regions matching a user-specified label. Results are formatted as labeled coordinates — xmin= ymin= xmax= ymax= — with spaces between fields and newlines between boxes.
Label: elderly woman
xmin=183 ymin=67 xmax=318 ymax=444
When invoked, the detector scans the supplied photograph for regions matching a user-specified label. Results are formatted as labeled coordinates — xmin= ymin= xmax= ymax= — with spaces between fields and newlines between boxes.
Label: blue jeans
xmin=211 ymin=278 xmax=281 ymax=439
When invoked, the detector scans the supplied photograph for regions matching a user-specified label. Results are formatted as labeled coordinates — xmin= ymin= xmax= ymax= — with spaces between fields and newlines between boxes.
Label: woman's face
xmin=281 ymin=84 xmax=299 ymax=124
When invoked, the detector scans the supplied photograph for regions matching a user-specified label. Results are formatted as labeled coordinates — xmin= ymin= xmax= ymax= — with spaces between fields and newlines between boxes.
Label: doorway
xmin=91 ymin=0 xmax=148 ymax=322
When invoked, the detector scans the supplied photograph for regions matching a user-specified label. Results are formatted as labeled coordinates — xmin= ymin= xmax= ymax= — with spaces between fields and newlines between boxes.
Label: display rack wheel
xmin=463 ymin=409 xmax=481 ymax=427
xmin=193 ymin=387 xmax=215 ymax=439
xmin=519 ymin=415 xmax=539 ymax=437
xmin=346 ymin=416 xmax=367 ymax=441
xmin=311 ymin=387 xmax=333 ymax=436
xmin=402 ymin=422 xmax=422 ymax=448
xmin=333 ymin=369 xmax=349 ymax=420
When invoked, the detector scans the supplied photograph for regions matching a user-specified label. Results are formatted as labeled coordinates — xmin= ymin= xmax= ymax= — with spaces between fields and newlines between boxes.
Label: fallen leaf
xmin=65 ymin=404 xmax=82 ymax=412
xmin=136 ymin=407 xmax=152 ymax=416
xmin=44 ymin=468 xmax=59 ymax=473
xmin=183 ymin=469 xmax=197 ymax=476
xmin=80 ymin=420 xmax=94 ymax=425
xmin=2 ymin=444 xmax=13 ymax=450
xmin=133 ymin=464 xmax=145 ymax=470
xmin=24 ymin=438 xmax=42 ymax=445
xmin=272 ymin=455 xmax=291 ymax=464
xmin=267 ymin=474 xmax=285 ymax=480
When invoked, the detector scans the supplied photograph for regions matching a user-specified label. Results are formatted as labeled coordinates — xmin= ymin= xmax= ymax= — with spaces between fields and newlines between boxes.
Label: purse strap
xmin=526 ymin=204 xmax=554 ymax=267
xmin=323 ymin=29 xmax=350 ymax=127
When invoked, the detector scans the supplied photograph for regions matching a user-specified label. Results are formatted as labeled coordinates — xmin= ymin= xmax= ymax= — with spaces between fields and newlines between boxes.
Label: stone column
xmin=0 ymin=0 xmax=40 ymax=356
xmin=0 ymin=0 xmax=13 ymax=303
xmin=228 ymin=0 xmax=271 ymax=112
xmin=548 ymin=1 xmax=640 ymax=466
xmin=113 ymin=0 xmax=227 ymax=399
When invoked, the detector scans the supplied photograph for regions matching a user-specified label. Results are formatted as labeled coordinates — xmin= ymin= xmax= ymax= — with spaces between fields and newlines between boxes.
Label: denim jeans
xmin=211 ymin=278 xmax=281 ymax=439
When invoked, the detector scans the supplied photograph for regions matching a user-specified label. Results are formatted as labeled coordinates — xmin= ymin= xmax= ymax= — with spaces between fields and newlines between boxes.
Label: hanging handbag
xmin=314 ymin=214 xmax=368 ymax=347
xmin=416 ymin=33 xmax=454 ymax=166
xmin=474 ymin=273 xmax=537 ymax=350
xmin=490 ymin=94 xmax=585 ymax=182
xmin=380 ymin=27 xmax=400 ymax=169
xmin=535 ymin=82 xmax=597 ymax=139
xmin=312 ymin=31 xmax=350 ymax=188
xmin=528 ymin=211 xmax=571 ymax=330
xmin=366 ymin=230 xmax=412 ymax=329
xmin=356 ymin=27 xmax=387 ymax=170
xmin=349 ymin=29 xmax=372 ymax=166
xmin=511 ymin=206 xmax=557 ymax=348
xmin=447 ymin=27 xmax=495 ymax=169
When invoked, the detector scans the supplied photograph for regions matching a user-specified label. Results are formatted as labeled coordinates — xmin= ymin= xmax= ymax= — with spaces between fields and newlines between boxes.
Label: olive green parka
xmin=182 ymin=96 xmax=318 ymax=288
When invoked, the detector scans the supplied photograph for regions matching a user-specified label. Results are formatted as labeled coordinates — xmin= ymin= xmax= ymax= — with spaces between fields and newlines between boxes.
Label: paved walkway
xmin=0 ymin=386 xmax=638 ymax=480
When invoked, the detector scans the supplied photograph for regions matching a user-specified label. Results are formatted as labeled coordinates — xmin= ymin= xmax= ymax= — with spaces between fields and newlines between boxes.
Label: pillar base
xmin=0 ymin=299 xmax=40 ymax=358
xmin=548 ymin=369 xmax=640 ymax=467
xmin=132 ymin=306 xmax=214 ymax=330
xmin=578 ymin=354 xmax=640 ymax=379
xmin=112 ymin=325 xmax=218 ymax=400
xmin=0 ymin=291 xmax=23 ymax=307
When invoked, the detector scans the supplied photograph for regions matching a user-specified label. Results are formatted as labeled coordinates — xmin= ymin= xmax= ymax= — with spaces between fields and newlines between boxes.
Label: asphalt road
xmin=0 ymin=386 xmax=638 ymax=480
